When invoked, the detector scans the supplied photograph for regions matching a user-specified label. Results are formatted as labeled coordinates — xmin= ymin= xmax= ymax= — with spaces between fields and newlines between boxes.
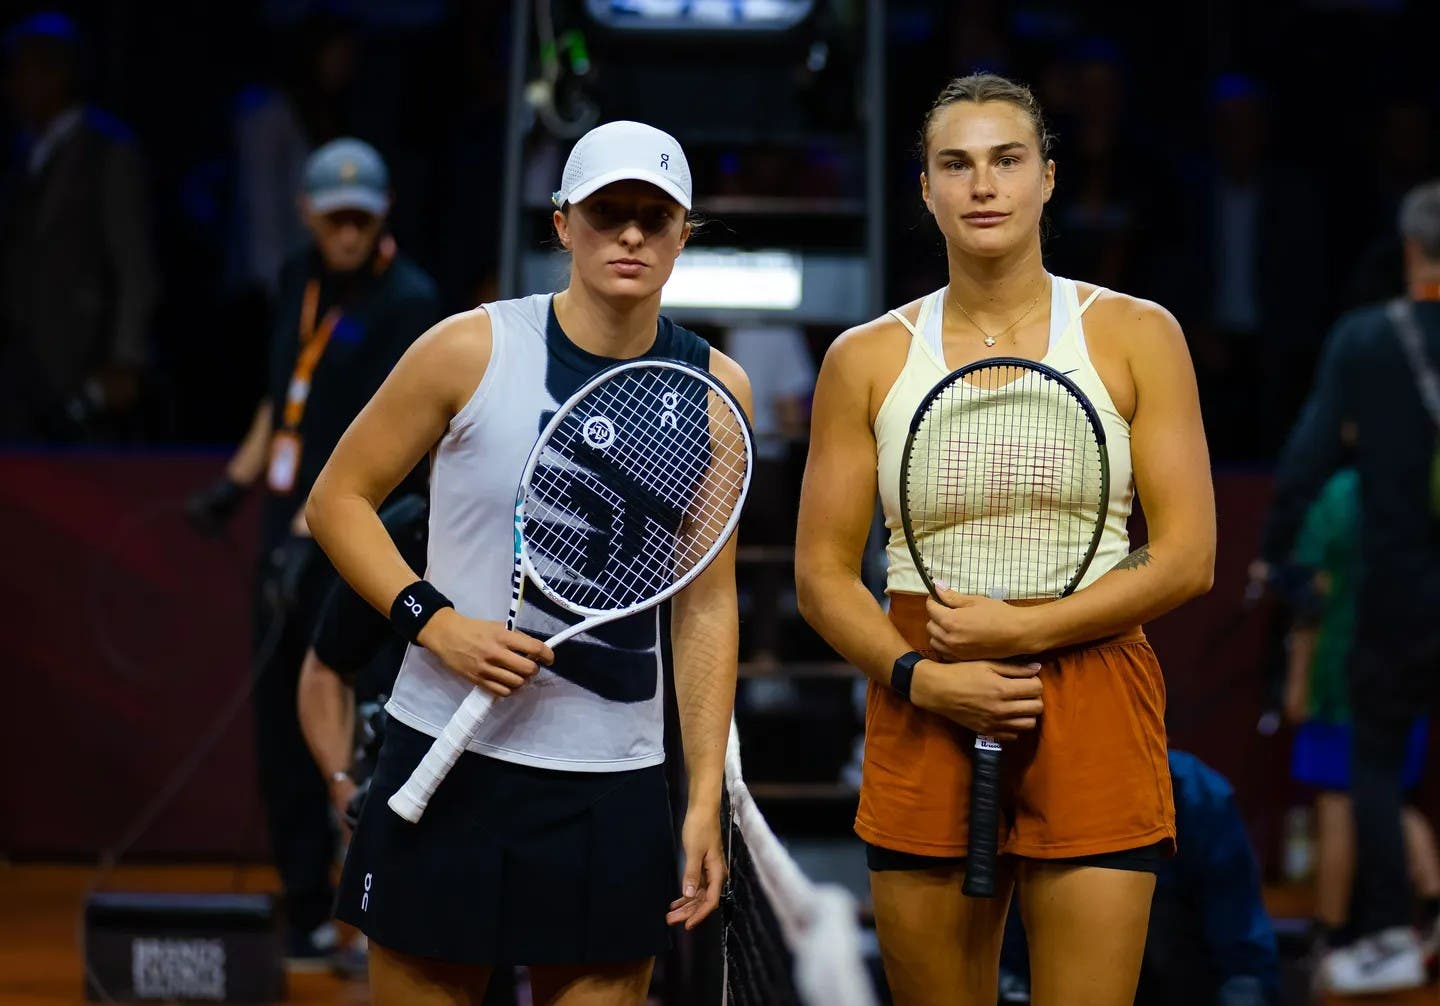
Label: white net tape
xmin=723 ymin=723 xmax=877 ymax=1006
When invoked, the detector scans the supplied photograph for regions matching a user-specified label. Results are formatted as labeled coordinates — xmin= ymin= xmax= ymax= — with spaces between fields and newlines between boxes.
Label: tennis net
xmin=720 ymin=724 xmax=876 ymax=1006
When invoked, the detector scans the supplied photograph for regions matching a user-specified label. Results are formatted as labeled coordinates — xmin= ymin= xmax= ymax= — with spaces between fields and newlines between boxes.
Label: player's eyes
xmin=589 ymin=204 xmax=673 ymax=231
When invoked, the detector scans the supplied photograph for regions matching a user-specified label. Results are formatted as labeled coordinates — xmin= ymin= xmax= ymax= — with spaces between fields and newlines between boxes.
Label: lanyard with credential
xmin=267 ymin=278 xmax=342 ymax=493
xmin=287 ymin=279 xmax=343 ymax=425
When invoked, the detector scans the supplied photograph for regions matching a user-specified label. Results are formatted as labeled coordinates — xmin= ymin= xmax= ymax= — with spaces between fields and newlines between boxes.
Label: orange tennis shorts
xmin=856 ymin=592 xmax=1176 ymax=860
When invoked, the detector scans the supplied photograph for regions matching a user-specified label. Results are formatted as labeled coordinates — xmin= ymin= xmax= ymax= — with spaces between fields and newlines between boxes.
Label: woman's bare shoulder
xmin=1077 ymin=285 xmax=1183 ymax=339
xmin=401 ymin=307 xmax=495 ymax=414
xmin=1075 ymin=284 xmax=1187 ymax=365
xmin=823 ymin=306 xmax=916 ymax=373
xmin=420 ymin=306 xmax=493 ymax=357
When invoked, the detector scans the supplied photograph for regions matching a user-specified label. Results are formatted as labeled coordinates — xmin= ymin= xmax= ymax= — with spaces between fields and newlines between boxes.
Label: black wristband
xmin=390 ymin=581 xmax=454 ymax=645
xmin=211 ymin=477 xmax=248 ymax=513
xmin=890 ymin=651 xmax=923 ymax=702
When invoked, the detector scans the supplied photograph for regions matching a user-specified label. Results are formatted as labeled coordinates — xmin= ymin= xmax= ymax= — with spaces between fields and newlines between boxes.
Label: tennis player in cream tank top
xmin=875 ymin=275 xmax=1134 ymax=594
xmin=795 ymin=73 xmax=1215 ymax=1006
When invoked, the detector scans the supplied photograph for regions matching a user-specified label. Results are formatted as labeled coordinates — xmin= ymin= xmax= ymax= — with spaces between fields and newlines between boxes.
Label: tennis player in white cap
xmin=309 ymin=119 xmax=751 ymax=1004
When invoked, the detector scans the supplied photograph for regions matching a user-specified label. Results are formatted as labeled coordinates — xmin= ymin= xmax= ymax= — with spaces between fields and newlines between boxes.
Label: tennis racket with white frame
xmin=389 ymin=357 xmax=754 ymax=822
xmin=899 ymin=357 xmax=1109 ymax=896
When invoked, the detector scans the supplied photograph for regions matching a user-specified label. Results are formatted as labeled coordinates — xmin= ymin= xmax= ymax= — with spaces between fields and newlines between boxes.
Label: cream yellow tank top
xmin=875 ymin=276 xmax=1134 ymax=596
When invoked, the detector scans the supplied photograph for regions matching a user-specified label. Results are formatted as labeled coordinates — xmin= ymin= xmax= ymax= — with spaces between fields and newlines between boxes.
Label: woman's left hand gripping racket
xmin=389 ymin=358 xmax=754 ymax=822
xmin=899 ymin=357 xmax=1110 ymax=896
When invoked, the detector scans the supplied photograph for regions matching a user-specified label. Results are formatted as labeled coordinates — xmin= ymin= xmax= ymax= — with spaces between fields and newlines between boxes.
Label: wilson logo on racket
xmin=582 ymin=416 xmax=616 ymax=449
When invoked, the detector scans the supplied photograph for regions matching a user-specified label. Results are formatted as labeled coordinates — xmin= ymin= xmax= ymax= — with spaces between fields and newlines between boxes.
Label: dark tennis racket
xmin=389 ymin=358 xmax=754 ymax=822
xmin=900 ymin=358 xmax=1110 ymax=896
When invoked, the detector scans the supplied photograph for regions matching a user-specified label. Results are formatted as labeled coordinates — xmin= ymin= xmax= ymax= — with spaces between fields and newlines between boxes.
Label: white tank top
xmin=385 ymin=293 xmax=711 ymax=771
xmin=875 ymin=276 xmax=1135 ymax=596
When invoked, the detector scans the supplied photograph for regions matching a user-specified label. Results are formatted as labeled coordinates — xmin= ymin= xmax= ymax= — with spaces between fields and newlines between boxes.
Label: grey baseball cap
xmin=1400 ymin=180 xmax=1440 ymax=259
xmin=304 ymin=138 xmax=390 ymax=216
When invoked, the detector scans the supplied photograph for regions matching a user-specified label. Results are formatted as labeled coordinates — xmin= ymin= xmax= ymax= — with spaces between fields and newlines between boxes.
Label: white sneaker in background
xmin=330 ymin=933 xmax=368 ymax=981
xmin=284 ymin=921 xmax=339 ymax=972
xmin=1319 ymin=926 xmax=1426 ymax=996
xmin=1421 ymin=915 xmax=1440 ymax=980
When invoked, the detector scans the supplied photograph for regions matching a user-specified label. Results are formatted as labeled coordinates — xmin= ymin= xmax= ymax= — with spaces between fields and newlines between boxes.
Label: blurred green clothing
xmin=1291 ymin=468 xmax=1359 ymax=723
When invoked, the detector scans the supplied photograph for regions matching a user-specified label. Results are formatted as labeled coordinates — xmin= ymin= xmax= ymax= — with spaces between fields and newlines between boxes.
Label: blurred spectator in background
xmin=1282 ymin=459 xmax=1440 ymax=970
xmin=724 ymin=325 xmax=815 ymax=678
xmin=0 ymin=11 xmax=157 ymax=443
xmin=187 ymin=137 xmax=441 ymax=968
xmin=1136 ymin=750 xmax=1280 ymax=1006
xmin=1258 ymin=179 xmax=1440 ymax=995
xmin=298 ymin=495 xmax=427 ymax=842
xmin=296 ymin=492 xmax=425 ymax=982
xmin=1342 ymin=95 xmax=1437 ymax=310
xmin=940 ymin=0 xmax=1011 ymax=82
xmin=1168 ymin=73 xmax=1327 ymax=461
xmin=229 ymin=11 xmax=361 ymax=304
xmin=1040 ymin=39 xmax=1163 ymax=296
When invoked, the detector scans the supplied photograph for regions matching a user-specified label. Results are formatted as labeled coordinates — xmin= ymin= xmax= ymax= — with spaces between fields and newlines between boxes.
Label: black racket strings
xmin=911 ymin=367 xmax=1102 ymax=600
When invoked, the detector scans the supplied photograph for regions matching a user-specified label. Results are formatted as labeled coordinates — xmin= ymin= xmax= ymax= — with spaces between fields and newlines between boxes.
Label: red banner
xmin=3 ymin=453 xmax=1427 ymax=876
xmin=1 ymin=452 xmax=265 ymax=858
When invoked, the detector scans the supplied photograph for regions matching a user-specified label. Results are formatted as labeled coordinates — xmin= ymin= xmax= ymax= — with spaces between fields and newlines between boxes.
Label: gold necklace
xmin=952 ymin=279 xmax=1048 ymax=348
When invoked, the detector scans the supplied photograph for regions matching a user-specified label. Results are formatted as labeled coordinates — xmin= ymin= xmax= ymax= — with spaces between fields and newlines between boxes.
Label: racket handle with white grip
xmin=390 ymin=494 xmax=524 ymax=823
xmin=387 ymin=611 xmax=621 ymax=822
xmin=962 ymin=735 xmax=1003 ymax=897
xmin=388 ymin=687 xmax=498 ymax=822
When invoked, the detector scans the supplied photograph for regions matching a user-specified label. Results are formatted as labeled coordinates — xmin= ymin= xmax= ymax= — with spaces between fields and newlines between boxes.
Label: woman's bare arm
xmin=666 ymin=348 xmax=752 ymax=932
xmin=227 ymin=399 xmax=273 ymax=485
xmin=307 ymin=312 xmax=483 ymax=608
xmin=306 ymin=309 xmax=551 ymax=695
xmin=795 ymin=324 xmax=1043 ymax=739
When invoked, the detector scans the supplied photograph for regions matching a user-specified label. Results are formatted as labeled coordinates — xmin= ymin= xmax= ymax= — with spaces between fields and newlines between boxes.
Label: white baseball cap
xmin=552 ymin=120 xmax=693 ymax=210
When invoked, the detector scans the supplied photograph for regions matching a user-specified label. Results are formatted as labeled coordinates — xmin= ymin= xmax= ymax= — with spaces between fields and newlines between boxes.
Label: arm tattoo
xmin=1113 ymin=545 xmax=1153 ymax=572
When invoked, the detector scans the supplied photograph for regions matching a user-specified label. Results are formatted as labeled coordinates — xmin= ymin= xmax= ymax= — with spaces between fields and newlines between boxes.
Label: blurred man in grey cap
xmin=1256 ymin=179 xmax=1440 ymax=994
xmin=187 ymin=137 xmax=441 ymax=971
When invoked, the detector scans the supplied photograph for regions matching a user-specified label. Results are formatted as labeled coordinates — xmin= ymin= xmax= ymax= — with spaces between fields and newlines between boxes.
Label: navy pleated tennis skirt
xmin=335 ymin=720 xmax=677 ymax=965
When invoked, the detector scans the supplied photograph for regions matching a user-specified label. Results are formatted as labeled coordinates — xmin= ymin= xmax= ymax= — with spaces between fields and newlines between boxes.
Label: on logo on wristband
xmin=391 ymin=581 xmax=453 ymax=644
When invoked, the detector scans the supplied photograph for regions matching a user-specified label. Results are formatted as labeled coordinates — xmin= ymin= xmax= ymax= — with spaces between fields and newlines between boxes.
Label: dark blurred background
xmin=1 ymin=0 xmax=1435 ymax=455
xmin=4 ymin=0 xmax=1439 ymax=936
xmin=7 ymin=3 xmax=1440 ymax=1003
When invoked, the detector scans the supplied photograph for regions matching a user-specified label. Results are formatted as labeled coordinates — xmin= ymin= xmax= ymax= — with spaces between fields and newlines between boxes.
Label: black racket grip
xmin=962 ymin=738 xmax=1003 ymax=898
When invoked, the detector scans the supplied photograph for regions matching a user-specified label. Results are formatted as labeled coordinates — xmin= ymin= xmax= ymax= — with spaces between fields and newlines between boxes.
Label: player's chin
xmin=952 ymin=229 xmax=1023 ymax=258
xmin=597 ymin=275 xmax=666 ymax=301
